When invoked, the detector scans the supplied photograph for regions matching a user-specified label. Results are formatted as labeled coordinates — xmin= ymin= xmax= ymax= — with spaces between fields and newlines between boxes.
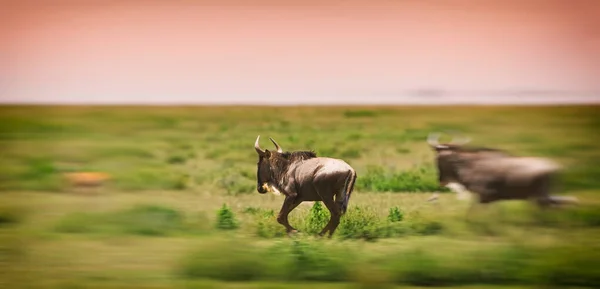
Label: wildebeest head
xmin=427 ymin=132 xmax=510 ymax=186
xmin=254 ymin=135 xmax=316 ymax=194
xmin=427 ymin=132 xmax=470 ymax=186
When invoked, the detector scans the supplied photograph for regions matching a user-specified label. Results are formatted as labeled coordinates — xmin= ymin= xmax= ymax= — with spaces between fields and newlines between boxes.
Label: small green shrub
xmin=253 ymin=209 xmax=285 ymax=238
xmin=387 ymin=207 xmax=404 ymax=222
xmin=304 ymin=202 xmax=329 ymax=234
xmin=337 ymin=206 xmax=380 ymax=241
xmin=215 ymin=204 xmax=238 ymax=230
xmin=256 ymin=217 xmax=285 ymax=239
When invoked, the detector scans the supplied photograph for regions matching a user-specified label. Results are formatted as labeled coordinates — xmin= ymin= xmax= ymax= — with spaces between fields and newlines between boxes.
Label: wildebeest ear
xmin=264 ymin=150 xmax=271 ymax=158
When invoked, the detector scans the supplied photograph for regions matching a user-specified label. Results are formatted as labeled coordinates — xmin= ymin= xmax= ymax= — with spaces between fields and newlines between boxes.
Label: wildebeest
xmin=427 ymin=132 xmax=578 ymax=218
xmin=254 ymin=135 xmax=357 ymax=237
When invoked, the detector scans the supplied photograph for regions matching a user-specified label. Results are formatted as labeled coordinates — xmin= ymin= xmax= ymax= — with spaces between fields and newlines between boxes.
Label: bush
xmin=387 ymin=207 xmax=404 ymax=222
xmin=178 ymin=238 xmax=354 ymax=283
xmin=175 ymin=236 xmax=600 ymax=286
xmin=178 ymin=238 xmax=266 ymax=281
xmin=286 ymin=239 xmax=353 ymax=282
xmin=215 ymin=204 xmax=238 ymax=230
xmin=304 ymin=202 xmax=329 ymax=234
xmin=408 ymin=212 xmax=444 ymax=236
xmin=54 ymin=204 xmax=201 ymax=236
xmin=357 ymin=165 xmax=449 ymax=193
xmin=244 ymin=208 xmax=285 ymax=238
xmin=373 ymin=207 xmax=408 ymax=238
xmin=337 ymin=206 xmax=380 ymax=241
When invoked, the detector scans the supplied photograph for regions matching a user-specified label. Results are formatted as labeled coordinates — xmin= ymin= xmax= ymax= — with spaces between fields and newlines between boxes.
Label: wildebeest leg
xmin=532 ymin=174 xmax=577 ymax=209
xmin=318 ymin=196 xmax=341 ymax=238
xmin=535 ymin=197 xmax=552 ymax=209
xmin=277 ymin=196 xmax=302 ymax=234
xmin=548 ymin=195 xmax=580 ymax=207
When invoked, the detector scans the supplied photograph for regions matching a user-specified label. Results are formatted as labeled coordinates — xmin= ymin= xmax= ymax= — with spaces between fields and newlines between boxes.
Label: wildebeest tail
xmin=340 ymin=170 xmax=357 ymax=215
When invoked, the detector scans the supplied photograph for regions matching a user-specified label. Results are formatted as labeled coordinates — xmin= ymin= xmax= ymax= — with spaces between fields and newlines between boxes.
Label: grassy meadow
xmin=1 ymin=105 xmax=599 ymax=289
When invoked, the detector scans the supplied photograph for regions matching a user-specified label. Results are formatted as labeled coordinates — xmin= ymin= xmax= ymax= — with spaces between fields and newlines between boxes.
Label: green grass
xmin=1 ymin=105 xmax=598 ymax=193
xmin=0 ymin=105 xmax=599 ymax=288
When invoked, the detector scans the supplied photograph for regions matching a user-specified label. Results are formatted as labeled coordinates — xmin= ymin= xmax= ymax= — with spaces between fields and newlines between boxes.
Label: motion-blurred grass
xmin=1 ymin=105 xmax=598 ymax=193
xmin=0 ymin=105 xmax=599 ymax=288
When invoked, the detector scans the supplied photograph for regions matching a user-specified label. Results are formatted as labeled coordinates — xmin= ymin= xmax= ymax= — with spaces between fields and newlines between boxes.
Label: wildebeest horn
xmin=255 ymin=135 xmax=265 ymax=156
xmin=269 ymin=137 xmax=283 ymax=153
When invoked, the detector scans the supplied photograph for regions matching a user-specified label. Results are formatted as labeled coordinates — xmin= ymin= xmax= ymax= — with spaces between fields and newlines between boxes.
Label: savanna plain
xmin=1 ymin=105 xmax=599 ymax=289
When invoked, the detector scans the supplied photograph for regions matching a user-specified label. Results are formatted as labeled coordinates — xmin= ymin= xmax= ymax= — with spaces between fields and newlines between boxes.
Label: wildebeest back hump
xmin=293 ymin=157 xmax=351 ymax=185
xmin=482 ymin=157 xmax=562 ymax=185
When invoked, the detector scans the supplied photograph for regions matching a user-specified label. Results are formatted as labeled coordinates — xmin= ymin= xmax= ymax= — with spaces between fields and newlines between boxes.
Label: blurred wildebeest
xmin=254 ymin=135 xmax=357 ymax=238
xmin=427 ymin=132 xmax=578 ymax=218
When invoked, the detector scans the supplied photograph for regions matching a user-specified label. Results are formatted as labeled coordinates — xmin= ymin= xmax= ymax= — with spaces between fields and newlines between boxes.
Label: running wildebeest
xmin=254 ymin=135 xmax=357 ymax=237
xmin=426 ymin=132 xmax=578 ymax=219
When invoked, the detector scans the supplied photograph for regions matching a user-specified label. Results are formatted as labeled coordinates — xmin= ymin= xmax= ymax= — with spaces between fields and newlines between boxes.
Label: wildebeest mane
xmin=282 ymin=150 xmax=318 ymax=161
xmin=268 ymin=150 xmax=318 ymax=179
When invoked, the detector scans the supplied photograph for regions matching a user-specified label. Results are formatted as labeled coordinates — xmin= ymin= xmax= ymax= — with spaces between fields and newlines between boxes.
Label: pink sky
xmin=1 ymin=0 xmax=599 ymax=104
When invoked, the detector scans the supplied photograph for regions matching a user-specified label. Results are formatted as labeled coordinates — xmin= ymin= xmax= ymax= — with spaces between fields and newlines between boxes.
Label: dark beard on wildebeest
xmin=254 ymin=135 xmax=357 ymax=238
